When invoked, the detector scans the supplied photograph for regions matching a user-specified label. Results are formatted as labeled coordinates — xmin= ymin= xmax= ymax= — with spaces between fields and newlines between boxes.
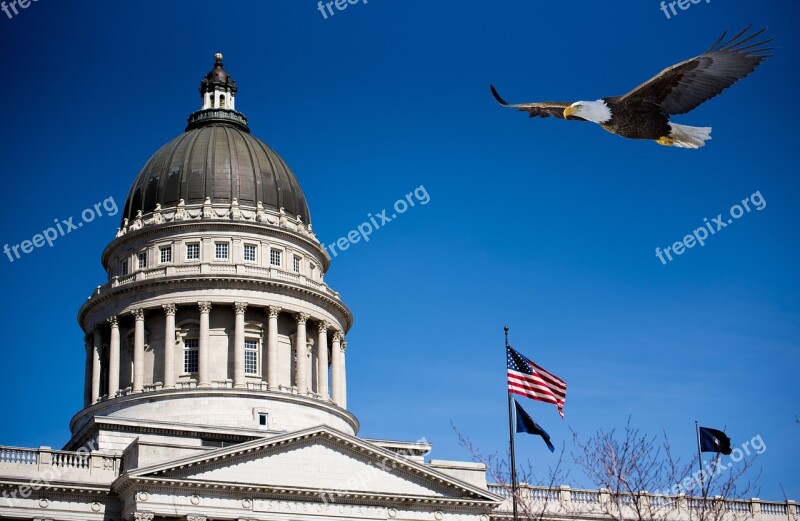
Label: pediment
xmin=128 ymin=426 xmax=499 ymax=505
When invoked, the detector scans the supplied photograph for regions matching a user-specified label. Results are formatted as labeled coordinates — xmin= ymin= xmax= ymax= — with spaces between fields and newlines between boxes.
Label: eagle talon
xmin=656 ymin=137 xmax=674 ymax=146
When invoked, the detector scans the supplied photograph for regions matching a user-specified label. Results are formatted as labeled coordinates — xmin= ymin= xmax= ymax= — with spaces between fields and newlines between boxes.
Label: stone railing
xmin=100 ymin=263 xmax=340 ymax=299
xmin=0 ymin=446 xmax=122 ymax=485
xmin=488 ymin=485 xmax=797 ymax=521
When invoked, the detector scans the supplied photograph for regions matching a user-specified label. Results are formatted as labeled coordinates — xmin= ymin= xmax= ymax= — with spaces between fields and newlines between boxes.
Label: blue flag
xmin=514 ymin=400 xmax=555 ymax=452
xmin=698 ymin=426 xmax=732 ymax=455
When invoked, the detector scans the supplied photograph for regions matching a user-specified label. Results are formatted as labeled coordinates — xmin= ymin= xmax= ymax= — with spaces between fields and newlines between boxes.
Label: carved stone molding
xmin=133 ymin=513 xmax=154 ymax=521
xmin=187 ymin=516 xmax=207 ymax=521
xmin=162 ymin=303 xmax=177 ymax=316
xmin=267 ymin=305 xmax=282 ymax=318
xmin=295 ymin=312 xmax=309 ymax=325
xmin=132 ymin=308 xmax=145 ymax=321
xmin=234 ymin=302 xmax=248 ymax=315
xmin=332 ymin=331 xmax=342 ymax=342
xmin=107 ymin=315 xmax=119 ymax=328
xmin=198 ymin=301 xmax=212 ymax=314
xmin=317 ymin=320 xmax=329 ymax=333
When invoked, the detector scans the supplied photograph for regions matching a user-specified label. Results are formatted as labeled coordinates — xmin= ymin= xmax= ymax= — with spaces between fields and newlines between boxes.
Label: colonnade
xmin=83 ymin=303 xmax=347 ymax=408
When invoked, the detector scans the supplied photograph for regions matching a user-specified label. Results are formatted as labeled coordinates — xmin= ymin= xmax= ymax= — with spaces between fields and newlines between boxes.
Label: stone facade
xmin=0 ymin=54 xmax=500 ymax=521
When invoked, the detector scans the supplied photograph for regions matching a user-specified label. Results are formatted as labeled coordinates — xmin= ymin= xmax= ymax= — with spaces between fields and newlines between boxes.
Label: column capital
xmin=317 ymin=320 xmax=329 ymax=333
xmin=132 ymin=308 xmax=145 ymax=321
xmin=341 ymin=340 xmax=348 ymax=352
xmin=107 ymin=315 xmax=119 ymax=327
xmin=234 ymin=302 xmax=248 ymax=315
xmin=267 ymin=305 xmax=282 ymax=318
xmin=133 ymin=513 xmax=155 ymax=521
xmin=186 ymin=516 xmax=207 ymax=521
xmin=295 ymin=312 xmax=310 ymax=325
xmin=162 ymin=303 xmax=177 ymax=316
xmin=198 ymin=301 xmax=212 ymax=314
xmin=332 ymin=331 xmax=342 ymax=342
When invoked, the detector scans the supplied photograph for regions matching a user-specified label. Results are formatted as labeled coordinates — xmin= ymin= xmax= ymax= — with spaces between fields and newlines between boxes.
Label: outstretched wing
xmin=490 ymin=85 xmax=579 ymax=120
xmin=619 ymin=26 xmax=772 ymax=115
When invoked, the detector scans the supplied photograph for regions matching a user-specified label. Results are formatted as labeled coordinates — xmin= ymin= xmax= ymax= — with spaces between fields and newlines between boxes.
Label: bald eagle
xmin=490 ymin=26 xmax=772 ymax=148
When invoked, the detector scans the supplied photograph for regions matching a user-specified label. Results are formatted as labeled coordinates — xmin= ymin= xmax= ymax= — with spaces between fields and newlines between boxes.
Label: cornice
xmin=78 ymin=275 xmax=353 ymax=331
xmin=112 ymin=476 xmax=500 ymax=510
xmin=68 ymin=390 xmax=360 ymax=440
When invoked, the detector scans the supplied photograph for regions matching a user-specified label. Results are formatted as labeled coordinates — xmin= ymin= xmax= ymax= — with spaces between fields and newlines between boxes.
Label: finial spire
xmin=215 ymin=52 xmax=223 ymax=63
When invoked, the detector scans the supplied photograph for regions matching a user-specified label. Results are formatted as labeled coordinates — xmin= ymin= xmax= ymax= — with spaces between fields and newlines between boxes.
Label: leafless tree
xmin=572 ymin=417 xmax=761 ymax=521
xmin=452 ymin=422 xmax=571 ymax=521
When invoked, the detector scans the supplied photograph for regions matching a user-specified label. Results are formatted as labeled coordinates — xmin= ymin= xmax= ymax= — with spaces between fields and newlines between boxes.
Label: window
xmin=160 ymin=246 xmax=172 ymax=264
xmin=137 ymin=252 xmax=147 ymax=270
xmin=220 ymin=95 xmax=226 ymax=108
xmin=215 ymin=242 xmax=229 ymax=260
xmin=270 ymin=249 xmax=282 ymax=267
xmin=243 ymin=244 xmax=257 ymax=262
xmin=245 ymin=339 xmax=258 ymax=375
xmin=186 ymin=243 xmax=200 ymax=261
xmin=121 ymin=260 xmax=129 ymax=276
xmin=293 ymin=255 xmax=301 ymax=273
xmin=184 ymin=338 xmax=199 ymax=373
xmin=258 ymin=413 xmax=268 ymax=427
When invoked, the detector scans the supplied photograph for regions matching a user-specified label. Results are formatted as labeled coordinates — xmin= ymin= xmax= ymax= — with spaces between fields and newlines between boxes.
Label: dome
xmin=122 ymin=122 xmax=311 ymax=226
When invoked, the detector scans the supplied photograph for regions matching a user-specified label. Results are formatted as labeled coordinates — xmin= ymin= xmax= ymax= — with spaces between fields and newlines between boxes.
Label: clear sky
xmin=0 ymin=0 xmax=798 ymax=501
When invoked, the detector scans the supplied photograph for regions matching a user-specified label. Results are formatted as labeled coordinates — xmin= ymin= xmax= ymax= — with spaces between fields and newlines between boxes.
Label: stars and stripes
xmin=507 ymin=345 xmax=567 ymax=418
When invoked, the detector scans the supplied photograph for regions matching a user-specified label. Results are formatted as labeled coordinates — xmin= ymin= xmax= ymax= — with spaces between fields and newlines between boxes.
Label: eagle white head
xmin=563 ymin=100 xmax=612 ymax=124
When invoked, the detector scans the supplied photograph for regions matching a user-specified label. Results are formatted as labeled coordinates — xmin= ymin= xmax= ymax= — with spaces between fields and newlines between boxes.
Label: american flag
xmin=507 ymin=345 xmax=567 ymax=418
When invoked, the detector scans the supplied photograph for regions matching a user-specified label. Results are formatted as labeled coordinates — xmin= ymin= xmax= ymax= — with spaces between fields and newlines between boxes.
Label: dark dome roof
xmin=122 ymin=123 xmax=311 ymax=224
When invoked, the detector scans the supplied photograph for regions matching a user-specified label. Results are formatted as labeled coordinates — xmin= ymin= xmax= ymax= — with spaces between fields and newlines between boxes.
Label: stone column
xmin=163 ymin=304 xmax=176 ymax=389
xmin=267 ymin=306 xmax=281 ymax=390
xmin=83 ymin=335 xmax=92 ymax=407
xmin=317 ymin=322 xmax=329 ymax=400
xmin=198 ymin=302 xmax=212 ymax=388
xmin=233 ymin=302 xmax=247 ymax=388
xmin=132 ymin=309 xmax=145 ymax=393
xmin=91 ymin=328 xmax=102 ymax=404
xmin=341 ymin=339 xmax=348 ymax=408
xmin=331 ymin=331 xmax=342 ymax=406
xmin=108 ymin=316 xmax=120 ymax=398
xmin=295 ymin=313 xmax=309 ymax=394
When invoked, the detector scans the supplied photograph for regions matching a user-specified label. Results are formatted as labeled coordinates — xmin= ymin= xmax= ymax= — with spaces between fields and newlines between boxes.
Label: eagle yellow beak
xmin=563 ymin=105 xmax=577 ymax=119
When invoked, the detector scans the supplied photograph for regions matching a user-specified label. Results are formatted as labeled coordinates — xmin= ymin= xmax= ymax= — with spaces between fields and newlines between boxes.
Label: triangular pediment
xmin=127 ymin=426 xmax=499 ymax=505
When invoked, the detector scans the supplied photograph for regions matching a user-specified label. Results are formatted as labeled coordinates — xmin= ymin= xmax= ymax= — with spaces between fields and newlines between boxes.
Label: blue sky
xmin=0 ymin=0 xmax=798 ymax=500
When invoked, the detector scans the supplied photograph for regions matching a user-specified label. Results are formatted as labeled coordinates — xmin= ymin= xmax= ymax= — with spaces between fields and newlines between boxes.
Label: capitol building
xmin=0 ymin=55 xmax=794 ymax=521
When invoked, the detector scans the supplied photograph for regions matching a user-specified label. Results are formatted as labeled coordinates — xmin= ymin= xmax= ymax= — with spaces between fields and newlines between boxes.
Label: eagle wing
xmin=619 ymin=26 xmax=772 ymax=116
xmin=490 ymin=85 xmax=579 ymax=120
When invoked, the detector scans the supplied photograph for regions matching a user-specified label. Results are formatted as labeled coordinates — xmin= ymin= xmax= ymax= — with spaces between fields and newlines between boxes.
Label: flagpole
xmin=695 ymin=421 xmax=705 ymax=497
xmin=505 ymin=326 xmax=519 ymax=521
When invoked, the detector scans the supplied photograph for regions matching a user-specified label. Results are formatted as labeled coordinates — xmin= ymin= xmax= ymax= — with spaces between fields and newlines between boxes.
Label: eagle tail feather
xmin=669 ymin=123 xmax=712 ymax=149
